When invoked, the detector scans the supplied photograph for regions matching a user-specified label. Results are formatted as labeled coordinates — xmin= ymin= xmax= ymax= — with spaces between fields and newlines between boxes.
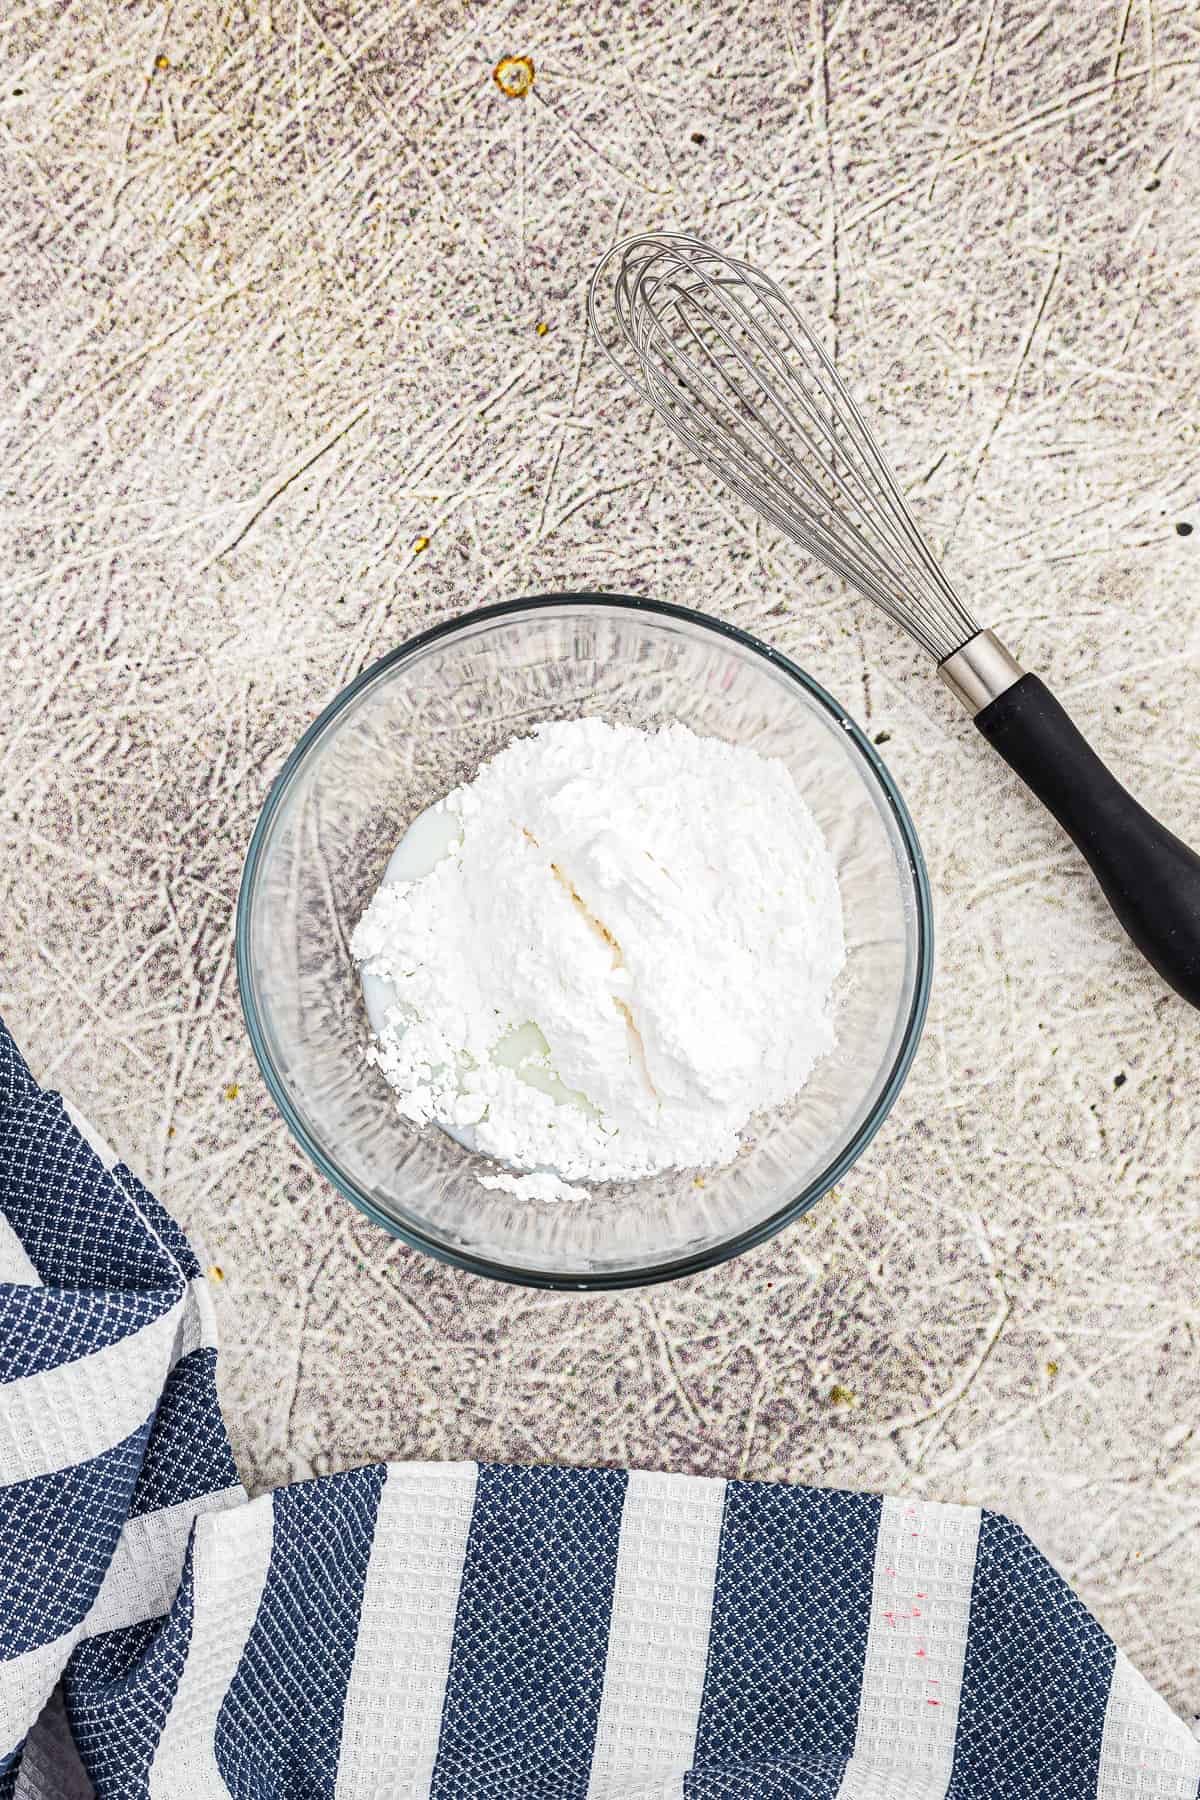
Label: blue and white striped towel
xmin=1 ymin=1013 xmax=1196 ymax=1799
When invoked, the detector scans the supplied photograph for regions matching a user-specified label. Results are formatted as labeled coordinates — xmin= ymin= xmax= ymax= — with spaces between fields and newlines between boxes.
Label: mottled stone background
xmin=2 ymin=0 xmax=1199 ymax=1712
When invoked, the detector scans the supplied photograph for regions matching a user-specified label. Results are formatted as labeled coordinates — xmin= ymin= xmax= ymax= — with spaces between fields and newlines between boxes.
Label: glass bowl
xmin=236 ymin=595 xmax=931 ymax=1289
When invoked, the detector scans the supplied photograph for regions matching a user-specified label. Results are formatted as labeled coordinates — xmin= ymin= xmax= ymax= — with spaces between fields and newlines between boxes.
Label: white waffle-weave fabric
xmin=1 ymin=1016 xmax=1198 ymax=1799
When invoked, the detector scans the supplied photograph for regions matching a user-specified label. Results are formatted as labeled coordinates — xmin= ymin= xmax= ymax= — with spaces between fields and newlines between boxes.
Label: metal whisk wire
xmin=588 ymin=232 xmax=980 ymax=663
xmin=587 ymin=231 xmax=1200 ymax=1010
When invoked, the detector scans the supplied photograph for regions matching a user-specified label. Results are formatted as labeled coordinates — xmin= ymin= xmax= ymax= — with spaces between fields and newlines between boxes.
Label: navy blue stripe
xmin=0 ymin=1284 xmax=177 ymax=1384
xmin=430 ymin=1463 xmax=627 ymax=1799
xmin=111 ymin=1164 xmax=202 ymax=1280
xmin=686 ymin=1483 xmax=881 ymax=1800
xmin=128 ymin=1346 xmax=239 ymax=1517
xmin=65 ymin=1556 xmax=195 ymax=1797
xmin=0 ymin=1419 xmax=152 ymax=1657
xmin=0 ymin=1091 xmax=181 ymax=1295
xmin=951 ymin=1509 xmax=1115 ymax=1798
xmin=0 ymin=1019 xmax=37 ymax=1111
xmin=216 ymin=1465 xmax=386 ymax=1799
xmin=686 ymin=1751 xmax=852 ymax=1798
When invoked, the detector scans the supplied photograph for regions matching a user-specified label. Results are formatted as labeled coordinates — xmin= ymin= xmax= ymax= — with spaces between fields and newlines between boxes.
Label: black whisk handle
xmin=974 ymin=674 xmax=1200 ymax=1008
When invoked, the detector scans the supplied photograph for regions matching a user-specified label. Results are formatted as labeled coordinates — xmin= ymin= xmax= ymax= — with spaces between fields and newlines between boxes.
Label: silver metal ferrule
xmin=938 ymin=629 xmax=1025 ymax=715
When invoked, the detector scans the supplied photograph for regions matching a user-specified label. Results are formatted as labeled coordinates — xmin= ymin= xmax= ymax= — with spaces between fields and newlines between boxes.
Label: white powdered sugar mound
xmin=351 ymin=718 xmax=845 ymax=1199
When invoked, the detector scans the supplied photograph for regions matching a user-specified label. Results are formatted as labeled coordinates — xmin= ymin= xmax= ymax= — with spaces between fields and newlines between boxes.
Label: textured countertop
xmin=3 ymin=0 xmax=1199 ymax=1714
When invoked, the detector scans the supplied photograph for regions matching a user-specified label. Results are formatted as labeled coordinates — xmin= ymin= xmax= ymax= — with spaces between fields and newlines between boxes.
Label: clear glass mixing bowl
xmin=237 ymin=595 xmax=932 ymax=1289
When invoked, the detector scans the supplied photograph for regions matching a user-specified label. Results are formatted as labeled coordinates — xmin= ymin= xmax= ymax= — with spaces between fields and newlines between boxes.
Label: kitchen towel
xmin=1 ymin=1011 xmax=1197 ymax=1800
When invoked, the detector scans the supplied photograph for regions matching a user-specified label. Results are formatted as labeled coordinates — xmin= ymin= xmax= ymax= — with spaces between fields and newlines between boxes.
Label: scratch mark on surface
xmin=947 ymin=250 xmax=1061 ymax=547
xmin=201 ymin=401 xmax=370 ymax=567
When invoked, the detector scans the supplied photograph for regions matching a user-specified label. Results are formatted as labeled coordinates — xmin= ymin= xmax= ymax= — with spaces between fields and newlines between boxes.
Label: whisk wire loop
xmin=590 ymin=232 xmax=980 ymax=663
xmin=669 ymin=282 xmax=934 ymax=605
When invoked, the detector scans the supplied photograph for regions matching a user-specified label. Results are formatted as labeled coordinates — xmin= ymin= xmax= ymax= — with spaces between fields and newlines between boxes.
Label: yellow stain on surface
xmin=828 ymin=1384 xmax=856 ymax=1408
xmin=412 ymin=535 xmax=430 ymax=554
xmin=224 ymin=1082 xmax=239 ymax=1100
xmin=155 ymin=53 xmax=170 ymax=69
xmin=535 ymin=321 xmax=549 ymax=336
xmin=493 ymin=55 xmax=535 ymax=98
xmin=207 ymin=1264 xmax=225 ymax=1283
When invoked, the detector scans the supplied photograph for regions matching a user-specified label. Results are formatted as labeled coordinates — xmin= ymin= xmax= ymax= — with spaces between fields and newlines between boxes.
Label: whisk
xmin=588 ymin=232 xmax=1200 ymax=1010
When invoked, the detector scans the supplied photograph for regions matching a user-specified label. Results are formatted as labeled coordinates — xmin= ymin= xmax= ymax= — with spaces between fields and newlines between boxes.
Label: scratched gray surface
xmin=2 ymin=0 xmax=1199 ymax=1711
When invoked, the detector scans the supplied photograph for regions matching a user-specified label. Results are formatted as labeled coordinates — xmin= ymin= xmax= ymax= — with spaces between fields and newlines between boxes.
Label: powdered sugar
xmin=351 ymin=718 xmax=845 ymax=1198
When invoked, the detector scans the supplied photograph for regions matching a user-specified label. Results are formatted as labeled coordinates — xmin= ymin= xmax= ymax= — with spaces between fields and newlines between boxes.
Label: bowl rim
xmin=236 ymin=591 xmax=933 ymax=1291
